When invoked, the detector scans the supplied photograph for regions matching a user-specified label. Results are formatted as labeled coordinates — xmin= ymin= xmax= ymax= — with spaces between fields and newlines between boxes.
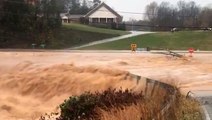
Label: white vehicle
xmin=202 ymin=27 xmax=212 ymax=31
xmin=171 ymin=28 xmax=178 ymax=32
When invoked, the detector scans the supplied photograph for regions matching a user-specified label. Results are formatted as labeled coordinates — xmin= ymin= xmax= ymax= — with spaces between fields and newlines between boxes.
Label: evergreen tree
xmin=69 ymin=0 xmax=80 ymax=14
xmin=1 ymin=0 xmax=33 ymax=31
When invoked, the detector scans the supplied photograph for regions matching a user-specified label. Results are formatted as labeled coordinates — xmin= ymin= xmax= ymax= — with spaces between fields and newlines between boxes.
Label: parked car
xmin=171 ymin=28 xmax=179 ymax=32
xmin=202 ymin=27 xmax=212 ymax=31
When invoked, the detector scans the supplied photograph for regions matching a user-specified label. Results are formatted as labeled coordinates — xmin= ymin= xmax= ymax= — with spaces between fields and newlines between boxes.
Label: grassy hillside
xmin=63 ymin=23 xmax=129 ymax=36
xmin=81 ymin=31 xmax=212 ymax=50
xmin=47 ymin=24 xmax=129 ymax=49
xmin=0 ymin=23 xmax=129 ymax=49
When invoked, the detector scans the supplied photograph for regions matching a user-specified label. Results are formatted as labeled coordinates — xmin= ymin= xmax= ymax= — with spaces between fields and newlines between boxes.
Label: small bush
xmin=59 ymin=92 xmax=98 ymax=119
xmin=56 ymin=88 xmax=143 ymax=120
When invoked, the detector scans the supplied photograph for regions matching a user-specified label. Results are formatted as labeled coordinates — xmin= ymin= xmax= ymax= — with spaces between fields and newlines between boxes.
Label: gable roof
xmin=60 ymin=13 xmax=85 ymax=19
xmin=67 ymin=14 xmax=85 ymax=19
xmin=85 ymin=2 xmax=122 ymax=19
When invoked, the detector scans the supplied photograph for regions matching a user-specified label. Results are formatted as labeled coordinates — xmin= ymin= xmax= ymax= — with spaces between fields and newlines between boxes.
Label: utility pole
xmin=130 ymin=17 xmax=134 ymax=31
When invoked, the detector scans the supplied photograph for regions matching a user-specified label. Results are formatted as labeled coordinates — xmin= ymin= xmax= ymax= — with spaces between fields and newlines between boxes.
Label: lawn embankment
xmin=44 ymin=24 xmax=129 ymax=49
xmin=81 ymin=31 xmax=212 ymax=50
xmin=0 ymin=23 xmax=129 ymax=49
xmin=62 ymin=23 xmax=129 ymax=36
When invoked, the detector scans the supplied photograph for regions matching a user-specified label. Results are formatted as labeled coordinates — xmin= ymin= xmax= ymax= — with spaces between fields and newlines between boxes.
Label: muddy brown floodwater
xmin=0 ymin=51 xmax=211 ymax=120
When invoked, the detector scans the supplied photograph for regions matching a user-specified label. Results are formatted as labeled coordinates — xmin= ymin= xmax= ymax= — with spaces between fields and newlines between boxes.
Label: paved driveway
xmin=69 ymin=31 xmax=154 ymax=49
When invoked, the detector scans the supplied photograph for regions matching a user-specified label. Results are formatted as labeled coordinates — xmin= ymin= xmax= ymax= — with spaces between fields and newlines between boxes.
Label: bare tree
xmin=199 ymin=7 xmax=212 ymax=27
xmin=144 ymin=0 xmax=210 ymax=30
xmin=174 ymin=1 xmax=199 ymax=27
xmin=145 ymin=2 xmax=158 ymax=21
xmin=144 ymin=2 xmax=158 ymax=30
xmin=157 ymin=2 xmax=172 ymax=29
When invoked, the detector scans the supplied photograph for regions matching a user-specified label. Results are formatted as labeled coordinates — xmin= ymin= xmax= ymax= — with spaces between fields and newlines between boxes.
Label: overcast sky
xmin=103 ymin=0 xmax=212 ymax=21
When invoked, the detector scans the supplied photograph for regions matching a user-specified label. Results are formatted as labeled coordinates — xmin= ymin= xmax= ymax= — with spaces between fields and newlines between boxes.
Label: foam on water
xmin=0 ymin=62 xmax=138 ymax=120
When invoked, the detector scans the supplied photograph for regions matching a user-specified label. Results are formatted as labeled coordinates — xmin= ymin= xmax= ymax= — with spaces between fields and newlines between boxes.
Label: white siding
xmin=62 ymin=16 xmax=68 ymax=19
xmin=89 ymin=6 xmax=117 ymax=18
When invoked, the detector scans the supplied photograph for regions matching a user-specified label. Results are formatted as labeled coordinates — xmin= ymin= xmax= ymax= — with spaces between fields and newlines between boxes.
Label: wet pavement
xmin=195 ymin=92 xmax=212 ymax=120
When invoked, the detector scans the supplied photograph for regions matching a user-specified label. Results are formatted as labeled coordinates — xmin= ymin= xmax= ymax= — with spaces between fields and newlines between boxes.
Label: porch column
xmin=114 ymin=18 xmax=117 ymax=23
xmin=106 ymin=18 xmax=108 ymax=23
xmin=98 ymin=18 xmax=100 ymax=23
xmin=89 ymin=18 xmax=92 ymax=23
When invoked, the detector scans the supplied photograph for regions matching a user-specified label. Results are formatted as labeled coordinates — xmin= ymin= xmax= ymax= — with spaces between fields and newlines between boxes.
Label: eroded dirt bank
xmin=0 ymin=51 xmax=211 ymax=119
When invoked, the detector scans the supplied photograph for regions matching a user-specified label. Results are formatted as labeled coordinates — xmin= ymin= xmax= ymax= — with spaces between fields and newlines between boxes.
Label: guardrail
xmin=131 ymin=74 xmax=177 ymax=119
xmin=188 ymin=91 xmax=212 ymax=120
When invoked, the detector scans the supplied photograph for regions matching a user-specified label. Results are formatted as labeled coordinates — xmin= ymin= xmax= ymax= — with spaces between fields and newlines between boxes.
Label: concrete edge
xmin=189 ymin=91 xmax=211 ymax=120
xmin=201 ymin=105 xmax=211 ymax=120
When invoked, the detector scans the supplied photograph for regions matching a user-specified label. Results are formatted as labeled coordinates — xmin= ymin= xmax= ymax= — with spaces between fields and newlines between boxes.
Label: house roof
xmin=84 ymin=2 xmax=122 ymax=19
xmin=60 ymin=13 xmax=84 ymax=19
xmin=67 ymin=14 xmax=85 ymax=19
xmin=60 ymin=13 xmax=69 ymax=17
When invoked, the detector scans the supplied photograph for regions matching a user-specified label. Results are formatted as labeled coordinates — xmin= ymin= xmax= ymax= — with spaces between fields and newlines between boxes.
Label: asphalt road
xmin=204 ymin=105 xmax=212 ymax=120
xmin=195 ymin=93 xmax=212 ymax=120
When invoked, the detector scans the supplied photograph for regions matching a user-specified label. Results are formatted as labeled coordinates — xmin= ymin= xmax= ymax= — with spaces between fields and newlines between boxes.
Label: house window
xmin=63 ymin=19 xmax=68 ymax=23
xmin=107 ymin=18 xmax=114 ymax=23
xmin=100 ymin=18 xmax=106 ymax=23
xmin=92 ymin=18 xmax=98 ymax=23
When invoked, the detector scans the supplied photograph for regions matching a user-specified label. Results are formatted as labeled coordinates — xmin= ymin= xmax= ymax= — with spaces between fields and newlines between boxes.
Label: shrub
xmin=56 ymin=88 xmax=144 ymax=120
xmin=59 ymin=92 xmax=98 ymax=119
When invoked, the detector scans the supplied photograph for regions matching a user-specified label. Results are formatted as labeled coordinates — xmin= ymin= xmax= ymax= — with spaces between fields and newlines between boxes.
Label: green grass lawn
xmin=48 ymin=23 xmax=130 ymax=49
xmin=63 ymin=23 xmax=129 ymax=36
xmin=0 ymin=23 xmax=129 ymax=49
xmin=81 ymin=31 xmax=212 ymax=50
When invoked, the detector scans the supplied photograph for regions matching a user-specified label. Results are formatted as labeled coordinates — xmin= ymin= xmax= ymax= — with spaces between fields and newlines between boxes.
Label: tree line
xmin=144 ymin=1 xmax=212 ymax=31
xmin=0 ymin=0 xmax=101 ymax=48
xmin=0 ymin=0 xmax=101 ymax=32
xmin=68 ymin=0 xmax=101 ymax=14
xmin=0 ymin=0 xmax=70 ymax=47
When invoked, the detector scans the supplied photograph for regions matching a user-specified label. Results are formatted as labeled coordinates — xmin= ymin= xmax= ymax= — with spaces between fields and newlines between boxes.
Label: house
xmin=60 ymin=13 xmax=69 ymax=23
xmin=84 ymin=2 xmax=123 ymax=24
xmin=60 ymin=13 xmax=85 ymax=23
xmin=67 ymin=14 xmax=85 ymax=23
xmin=60 ymin=2 xmax=123 ymax=24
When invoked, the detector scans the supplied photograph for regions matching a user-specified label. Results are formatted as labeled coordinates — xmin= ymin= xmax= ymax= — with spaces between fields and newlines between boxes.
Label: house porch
xmin=89 ymin=18 xmax=117 ymax=23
